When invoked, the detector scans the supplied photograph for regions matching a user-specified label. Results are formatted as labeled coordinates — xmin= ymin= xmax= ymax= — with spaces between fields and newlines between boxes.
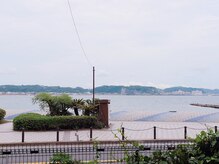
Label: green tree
xmin=0 ymin=108 xmax=6 ymax=120
xmin=33 ymin=93 xmax=73 ymax=116
xmin=55 ymin=94 xmax=73 ymax=115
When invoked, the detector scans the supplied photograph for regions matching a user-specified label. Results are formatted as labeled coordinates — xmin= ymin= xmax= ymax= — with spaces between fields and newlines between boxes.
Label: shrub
xmin=122 ymin=129 xmax=219 ymax=163
xmin=50 ymin=153 xmax=81 ymax=164
xmin=0 ymin=108 xmax=6 ymax=120
xmin=13 ymin=113 xmax=103 ymax=131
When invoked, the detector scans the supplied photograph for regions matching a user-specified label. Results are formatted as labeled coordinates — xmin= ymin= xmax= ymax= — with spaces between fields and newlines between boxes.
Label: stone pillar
xmin=98 ymin=99 xmax=110 ymax=127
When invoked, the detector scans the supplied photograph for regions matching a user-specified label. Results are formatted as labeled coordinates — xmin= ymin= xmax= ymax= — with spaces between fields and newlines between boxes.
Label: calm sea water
xmin=0 ymin=95 xmax=219 ymax=117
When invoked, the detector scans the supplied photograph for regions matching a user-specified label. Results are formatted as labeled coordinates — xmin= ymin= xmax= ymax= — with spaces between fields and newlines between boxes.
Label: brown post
xmin=98 ymin=99 xmax=110 ymax=127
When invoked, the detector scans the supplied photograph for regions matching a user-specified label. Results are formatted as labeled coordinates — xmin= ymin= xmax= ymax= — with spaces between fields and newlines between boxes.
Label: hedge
xmin=0 ymin=108 xmax=6 ymax=120
xmin=13 ymin=113 xmax=103 ymax=131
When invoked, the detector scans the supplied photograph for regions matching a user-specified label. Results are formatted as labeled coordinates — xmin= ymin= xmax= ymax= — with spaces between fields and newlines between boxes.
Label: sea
xmin=0 ymin=94 xmax=218 ymax=117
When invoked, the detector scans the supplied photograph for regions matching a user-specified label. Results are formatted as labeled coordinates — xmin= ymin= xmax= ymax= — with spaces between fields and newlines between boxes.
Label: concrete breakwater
xmin=190 ymin=103 xmax=219 ymax=109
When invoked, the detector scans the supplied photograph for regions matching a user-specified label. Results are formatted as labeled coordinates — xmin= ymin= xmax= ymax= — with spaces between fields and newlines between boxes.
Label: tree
xmin=72 ymin=99 xmax=85 ymax=116
xmin=0 ymin=108 xmax=6 ymax=120
xmin=32 ymin=93 xmax=73 ymax=116
xmin=55 ymin=94 xmax=73 ymax=115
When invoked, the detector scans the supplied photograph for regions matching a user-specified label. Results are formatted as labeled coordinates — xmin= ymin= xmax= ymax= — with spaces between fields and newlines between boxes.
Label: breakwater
xmin=190 ymin=103 xmax=219 ymax=109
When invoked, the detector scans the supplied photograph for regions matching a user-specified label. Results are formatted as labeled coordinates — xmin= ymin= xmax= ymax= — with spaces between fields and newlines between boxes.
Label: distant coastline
xmin=0 ymin=85 xmax=219 ymax=96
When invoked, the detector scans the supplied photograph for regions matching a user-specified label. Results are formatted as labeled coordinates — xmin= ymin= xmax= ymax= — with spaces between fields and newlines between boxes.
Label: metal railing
xmin=0 ymin=140 xmax=192 ymax=163
xmin=0 ymin=125 xmax=217 ymax=143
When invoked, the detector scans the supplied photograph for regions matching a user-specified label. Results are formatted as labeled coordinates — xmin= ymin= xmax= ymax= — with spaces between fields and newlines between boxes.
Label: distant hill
xmin=0 ymin=85 xmax=218 ymax=95
xmin=164 ymin=87 xmax=208 ymax=93
xmin=0 ymin=85 xmax=89 ymax=93
xmin=164 ymin=86 xmax=219 ymax=95
xmin=95 ymin=85 xmax=161 ymax=95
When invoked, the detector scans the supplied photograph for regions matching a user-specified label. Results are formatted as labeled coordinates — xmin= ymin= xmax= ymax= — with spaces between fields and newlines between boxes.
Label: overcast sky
xmin=0 ymin=0 xmax=219 ymax=89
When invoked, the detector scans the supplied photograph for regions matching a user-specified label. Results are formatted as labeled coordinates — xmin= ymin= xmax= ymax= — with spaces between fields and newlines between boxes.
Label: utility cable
xmin=67 ymin=0 xmax=93 ymax=67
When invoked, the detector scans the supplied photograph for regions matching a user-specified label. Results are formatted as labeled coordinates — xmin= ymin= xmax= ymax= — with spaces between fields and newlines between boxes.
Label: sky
xmin=0 ymin=0 xmax=219 ymax=89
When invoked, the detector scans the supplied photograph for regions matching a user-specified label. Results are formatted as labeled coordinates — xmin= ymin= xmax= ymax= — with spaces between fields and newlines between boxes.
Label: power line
xmin=66 ymin=0 xmax=95 ymax=103
xmin=67 ymin=0 xmax=93 ymax=67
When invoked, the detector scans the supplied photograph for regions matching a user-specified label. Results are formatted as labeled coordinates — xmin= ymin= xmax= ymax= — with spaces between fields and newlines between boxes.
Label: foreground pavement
xmin=0 ymin=121 xmax=219 ymax=143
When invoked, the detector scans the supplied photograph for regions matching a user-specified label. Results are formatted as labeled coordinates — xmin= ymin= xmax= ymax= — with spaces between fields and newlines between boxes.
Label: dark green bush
xmin=0 ymin=108 xmax=6 ymax=120
xmin=13 ymin=113 xmax=103 ymax=131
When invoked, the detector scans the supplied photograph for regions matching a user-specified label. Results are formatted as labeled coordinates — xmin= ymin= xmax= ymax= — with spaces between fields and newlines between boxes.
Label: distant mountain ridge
xmin=95 ymin=85 xmax=161 ymax=95
xmin=0 ymin=85 xmax=219 ymax=95
xmin=0 ymin=85 xmax=89 ymax=94
xmin=163 ymin=86 xmax=219 ymax=95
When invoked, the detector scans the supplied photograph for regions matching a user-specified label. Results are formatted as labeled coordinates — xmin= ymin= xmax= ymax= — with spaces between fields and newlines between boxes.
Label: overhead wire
xmin=67 ymin=0 xmax=93 ymax=67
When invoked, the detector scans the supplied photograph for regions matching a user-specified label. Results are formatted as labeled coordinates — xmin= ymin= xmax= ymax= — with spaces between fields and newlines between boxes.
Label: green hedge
xmin=13 ymin=113 xmax=103 ymax=131
xmin=0 ymin=108 xmax=6 ymax=120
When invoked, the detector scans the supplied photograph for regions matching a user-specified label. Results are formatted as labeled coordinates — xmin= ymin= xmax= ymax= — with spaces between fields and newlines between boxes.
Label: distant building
xmin=172 ymin=90 xmax=189 ymax=95
xmin=191 ymin=90 xmax=203 ymax=96
xmin=121 ymin=88 xmax=127 ymax=95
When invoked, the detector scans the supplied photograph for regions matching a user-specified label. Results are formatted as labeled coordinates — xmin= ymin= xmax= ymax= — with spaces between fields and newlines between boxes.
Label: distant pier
xmin=190 ymin=103 xmax=219 ymax=109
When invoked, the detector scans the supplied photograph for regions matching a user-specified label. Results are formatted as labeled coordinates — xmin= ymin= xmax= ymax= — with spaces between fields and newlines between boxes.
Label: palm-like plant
xmin=32 ymin=93 xmax=73 ymax=116
xmin=72 ymin=99 xmax=85 ymax=116
xmin=82 ymin=99 xmax=100 ymax=116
